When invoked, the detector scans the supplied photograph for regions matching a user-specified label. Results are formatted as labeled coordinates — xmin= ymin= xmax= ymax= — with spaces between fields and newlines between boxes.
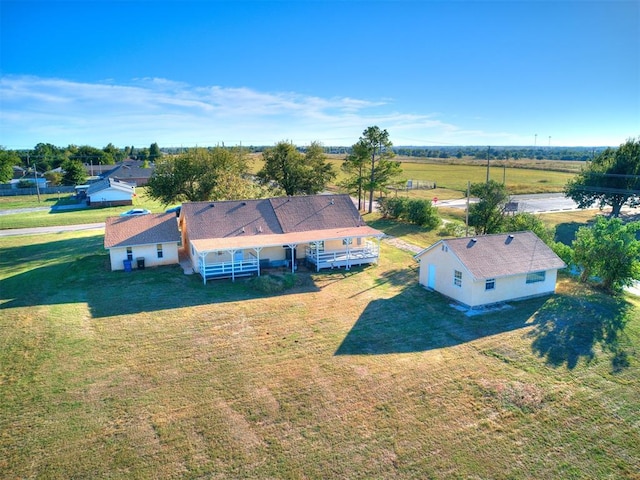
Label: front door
xmin=427 ymin=264 xmax=436 ymax=289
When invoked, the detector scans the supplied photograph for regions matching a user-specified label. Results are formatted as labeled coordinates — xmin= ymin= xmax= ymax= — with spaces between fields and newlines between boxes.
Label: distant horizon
xmin=9 ymin=143 xmax=616 ymax=153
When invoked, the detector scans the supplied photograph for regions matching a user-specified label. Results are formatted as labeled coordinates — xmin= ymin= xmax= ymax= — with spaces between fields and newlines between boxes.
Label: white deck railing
xmin=200 ymin=258 xmax=259 ymax=282
xmin=305 ymin=241 xmax=379 ymax=270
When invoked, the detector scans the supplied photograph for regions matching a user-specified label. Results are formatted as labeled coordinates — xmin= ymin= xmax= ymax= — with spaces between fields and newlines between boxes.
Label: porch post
xmin=346 ymin=237 xmax=351 ymax=270
xmin=255 ymin=247 xmax=262 ymax=277
xmin=200 ymin=252 xmax=207 ymax=285
xmin=286 ymin=244 xmax=298 ymax=273
xmin=230 ymin=249 xmax=236 ymax=282
xmin=315 ymin=242 xmax=320 ymax=272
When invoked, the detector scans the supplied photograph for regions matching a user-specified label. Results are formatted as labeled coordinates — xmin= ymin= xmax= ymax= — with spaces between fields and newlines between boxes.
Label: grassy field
xmin=0 ymin=156 xmax=577 ymax=230
xmin=0 ymin=188 xmax=168 ymax=230
xmin=1 ymin=227 xmax=639 ymax=479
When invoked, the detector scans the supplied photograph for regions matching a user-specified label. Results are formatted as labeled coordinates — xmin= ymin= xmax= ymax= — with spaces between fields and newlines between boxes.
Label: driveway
xmin=0 ymin=223 xmax=105 ymax=237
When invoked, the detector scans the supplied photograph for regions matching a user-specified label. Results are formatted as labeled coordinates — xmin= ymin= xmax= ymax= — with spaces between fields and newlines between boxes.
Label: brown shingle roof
xmin=181 ymin=194 xmax=382 ymax=252
xmin=181 ymin=199 xmax=284 ymax=241
xmin=429 ymin=231 xmax=566 ymax=279
xmin=269 ymin=195 xmax=365 ymax=232
xmin=104 ymin=213 xmax=181 ymax=248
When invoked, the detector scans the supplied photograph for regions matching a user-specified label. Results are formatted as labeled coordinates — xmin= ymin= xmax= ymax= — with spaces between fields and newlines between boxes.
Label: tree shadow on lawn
xmin=554 ymin=221 xmax=588 ymax=245
xmin=0 ymin=238 xmax=322 ymax=318
xmin=526 ymin=291 xmax=634 ymax=372
xmin=336 ymin=284 xmax=634 ymax=373
xmin=335 ymin=285 xmax=549 ymax=355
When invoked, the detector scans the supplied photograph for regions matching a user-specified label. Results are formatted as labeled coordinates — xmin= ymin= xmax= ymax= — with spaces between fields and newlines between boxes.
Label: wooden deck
xmin=199 ymin=258 xmax=259 ymax=282
xmin=305 ymin=242 xmax=379 ymax=271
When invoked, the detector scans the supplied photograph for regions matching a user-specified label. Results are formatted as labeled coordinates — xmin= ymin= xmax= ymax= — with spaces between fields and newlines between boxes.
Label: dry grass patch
xmin=1 ymin=233 xmax=639 ymax=479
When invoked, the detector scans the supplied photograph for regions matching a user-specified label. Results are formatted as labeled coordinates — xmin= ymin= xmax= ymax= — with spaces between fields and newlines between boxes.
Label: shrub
xmin=378 ymin=197 xmax=408 ymax=219
xmin=439 ymin=221 xmax=467 ymax=237
xmin=406 ymin=199 xmax=440 ymax=229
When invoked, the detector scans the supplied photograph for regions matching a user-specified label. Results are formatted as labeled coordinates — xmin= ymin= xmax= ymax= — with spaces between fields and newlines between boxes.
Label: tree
xmin=501 ymin=212 xmax=554 ymax=244
xmin=357 ymin=126 xmax=399 ymax=213
xmin=149 ymin=143 xmax=161 ymax=162
xmin=341 ymin=142 xmax=370 ymax=210
xmin=0 ymin=148 xmax=20 ymax=183
xmin=303 ymin=141 xmax=335 ymax=194
xmin=103 ymin=143 xmax=125 ymax=163
xmin=69 ymin=145 xmax=111 ymax=165
xmin=61 ymin=159 xmax=87 ymax=185
xmin=468 ymin=180 xmax=509 ymax=234
xmin=565 ymin=137 xmax=640 ymax=217
xmin=147 ymin=147 xmax=251 ymax=204
xmin=257 ymin=141 xmax=335 ymax=196
xmin=572 ymin=216 xmax=640 ymax=293
xmin=30 ymin=143 xmax=67 ymax=171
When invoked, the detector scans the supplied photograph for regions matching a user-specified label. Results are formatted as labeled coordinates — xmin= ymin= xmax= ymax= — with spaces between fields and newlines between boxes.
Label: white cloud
xmin=2 ymin=75 xmax=625 ymax=149
xmin=0 ymin=75 xmax=469 ymax=148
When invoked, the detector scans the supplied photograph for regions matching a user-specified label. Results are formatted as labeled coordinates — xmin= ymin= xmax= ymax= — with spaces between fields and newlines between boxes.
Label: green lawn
xmin=1 ymin=230 xmax=638 ymax=479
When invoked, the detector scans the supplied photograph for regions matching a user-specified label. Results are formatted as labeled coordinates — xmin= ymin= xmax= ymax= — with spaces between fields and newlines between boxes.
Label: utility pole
xmin=465 ymin=180 xmax=470 ymax=236
xmin=33 ymin=159 xmax=41 ymax=203
xmin=486 ymin=146 xmax=491 ymax=183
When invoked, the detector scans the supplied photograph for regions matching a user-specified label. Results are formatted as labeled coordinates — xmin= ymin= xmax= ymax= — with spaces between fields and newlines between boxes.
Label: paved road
xmin=0 ymin=222 xmax=105 ymax=237
xmin=437 ymin=193 xmax=579 ymax=213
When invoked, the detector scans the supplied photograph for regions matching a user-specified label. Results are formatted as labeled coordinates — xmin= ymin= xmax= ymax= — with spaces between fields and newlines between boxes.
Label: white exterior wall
xmin=467 ymin=270 xmax=558 ymax=307
xmin=90 ymin=188 xmax=132 ymax=203
xmin=109 ymin=242 xmax=179 ymax=271
xmin=417 ymin=245 xmax=474 ymax=306
xmin=418 ymin=245 xmax=559 ymax=308
xmin=189 ymin=244 xmax=287 ymax=274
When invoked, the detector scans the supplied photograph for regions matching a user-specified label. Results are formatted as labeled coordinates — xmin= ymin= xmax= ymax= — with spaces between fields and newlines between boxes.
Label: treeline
xmin=3 ymin=143 xmax=164 ymax=172
xmin=390 ymin=146 xmax=605 ymax=161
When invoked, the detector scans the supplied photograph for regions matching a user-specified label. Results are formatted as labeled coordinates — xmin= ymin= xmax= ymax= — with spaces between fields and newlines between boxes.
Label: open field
xmin=1 ymin=230 xmax=638 ymax=479
xmin=0 ymin=156 xmax=578 ymax=230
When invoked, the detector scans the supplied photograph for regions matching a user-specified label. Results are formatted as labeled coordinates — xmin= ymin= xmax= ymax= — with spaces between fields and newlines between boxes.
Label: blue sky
xmin=1 ymin=0 xmax=638 ymax=149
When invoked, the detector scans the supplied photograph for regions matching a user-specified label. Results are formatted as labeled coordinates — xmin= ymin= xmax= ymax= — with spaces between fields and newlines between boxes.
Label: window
xmin=126 ymin=247 xmax=133 ymax=261
xmin=309 ymin=241 xmax=324 ymax=252
xmin=342 ymin=238 xmax=353 ymax=246
xmin=454 ymin=270 xmax=462 ymax=287
xmin=157 ymin=244 xmax=163 ymax=259
xmin=485 ymin=278 xmax=495 ymax=290
xmin=526 ymin=271 xmax=546 ymax=284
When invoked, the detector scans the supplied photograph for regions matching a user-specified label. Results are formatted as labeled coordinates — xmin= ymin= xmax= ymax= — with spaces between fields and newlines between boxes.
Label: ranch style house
xmin=104 ymin=194 xmax=384 ymax=283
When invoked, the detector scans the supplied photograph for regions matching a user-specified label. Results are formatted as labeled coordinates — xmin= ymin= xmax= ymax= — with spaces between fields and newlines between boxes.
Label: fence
xmin=0 ymin=186 xmax=77 ymax=197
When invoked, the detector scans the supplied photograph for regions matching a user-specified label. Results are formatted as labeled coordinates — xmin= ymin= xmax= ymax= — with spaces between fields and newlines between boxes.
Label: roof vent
xmin=241 ymin=202 xmax=247 ymax=206
xmin=330 ymin=198 xmax=335 ymax=205
xmin=241 ymin=227 xmax=245 ymax=233
xmin=508 ymin=234 xmax=514 ymax=238
xmin=209 ymin=203 xmax=215 ymax=207
xmin=506 ymin=234 xmax=515 ymax=244
xmin=471 ymin=238 xmax=477 ymax=242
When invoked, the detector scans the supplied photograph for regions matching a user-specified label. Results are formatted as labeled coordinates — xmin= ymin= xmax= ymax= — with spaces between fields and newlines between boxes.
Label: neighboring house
xmin=104 ymin=213 xmax=181 ymax=271
xmin=101 ymin=160 xmax=154 ymax=186
xmin=83 ymin=159 xmax=155 ymax=186
xmin=86 ymin=178 xmax=135 ymax=207
xmin=414 ymin=231 xmax=566 ymax=309
xmin=3 ymin=166 xmax=48 ymax=190
xmin=180 ymin=194 xmax=384 ymax=283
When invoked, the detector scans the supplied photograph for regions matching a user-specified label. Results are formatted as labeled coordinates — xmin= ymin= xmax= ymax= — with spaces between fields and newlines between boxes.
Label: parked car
xmin=119 ymin=208 xmax=151 ymax=216
xmin=165 ymin=205 xmax=181 ymax=216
